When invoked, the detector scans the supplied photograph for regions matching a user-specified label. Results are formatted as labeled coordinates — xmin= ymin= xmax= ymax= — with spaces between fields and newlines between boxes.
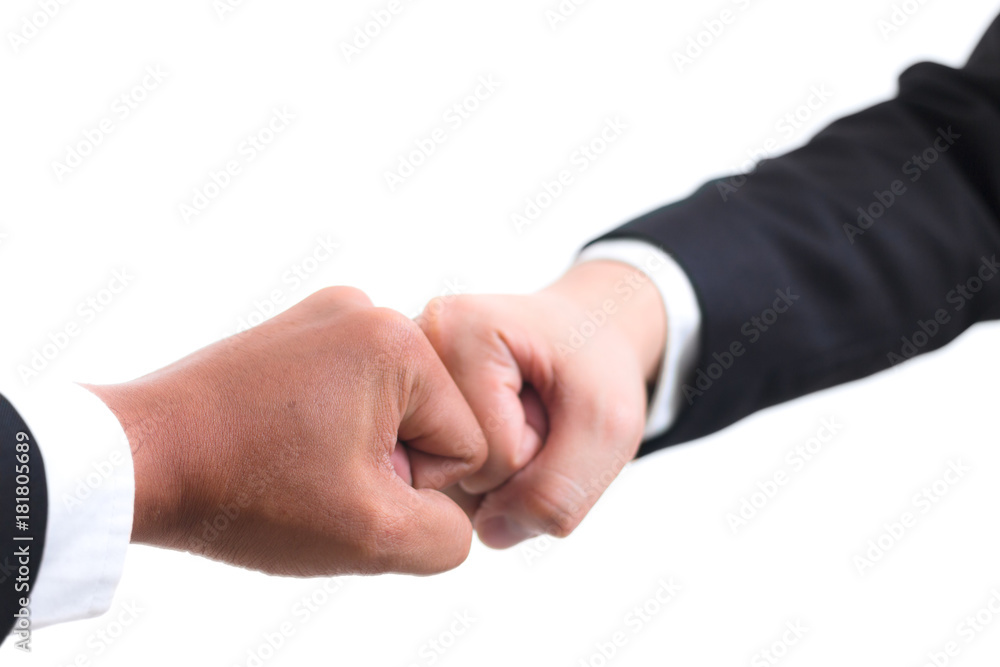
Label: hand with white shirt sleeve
xmin=417 ymin=247 xmax=699 ymax=549
xmin=2 ymin=286 xmax=489 ymax=644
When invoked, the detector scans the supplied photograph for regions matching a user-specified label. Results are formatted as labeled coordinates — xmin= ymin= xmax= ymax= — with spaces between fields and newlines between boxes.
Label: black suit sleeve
xmin=0 ymin=394 xmax=48 ymax=646
xmin=593 ymin=14 xmax=1000 ymax=455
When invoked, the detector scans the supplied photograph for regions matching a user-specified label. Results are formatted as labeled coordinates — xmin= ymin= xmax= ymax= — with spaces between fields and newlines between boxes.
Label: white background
xmin=2 ymin=0 xmax=1000 ymax=665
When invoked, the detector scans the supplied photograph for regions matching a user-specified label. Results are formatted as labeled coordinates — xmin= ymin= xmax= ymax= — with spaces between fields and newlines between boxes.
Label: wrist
xmin=82 ymin=381 xmax=189 ymax=548
xmin=543 ymin=259 xmax=667 ymax=384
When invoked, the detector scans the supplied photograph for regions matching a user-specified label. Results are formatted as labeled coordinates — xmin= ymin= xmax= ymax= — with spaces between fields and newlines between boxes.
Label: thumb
xmin=473 ymin=362 xmax=646 ymax=549
xmin=376 ymin=480 xmax=476 ymax=575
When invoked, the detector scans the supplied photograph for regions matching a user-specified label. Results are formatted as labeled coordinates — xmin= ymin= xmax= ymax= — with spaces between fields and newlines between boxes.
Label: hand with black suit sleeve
xmin=421 ymin=14 xmax=1000 ymax=549
xmin=417 ymin=259 xmax=669 ymax=548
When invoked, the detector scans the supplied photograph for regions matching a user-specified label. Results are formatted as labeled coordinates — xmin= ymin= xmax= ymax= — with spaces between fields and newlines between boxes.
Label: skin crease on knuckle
xmin=508 ymin=467 xmax=588 ymax=538
xmin=523 ymin=487 xmax=582 ymax=539
xmin=496 ymin=386 xmax=640 ymax=539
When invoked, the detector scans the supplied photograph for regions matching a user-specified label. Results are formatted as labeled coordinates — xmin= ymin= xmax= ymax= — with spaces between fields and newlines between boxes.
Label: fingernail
xmin=477 ymin=516 xmax=537 ymax=549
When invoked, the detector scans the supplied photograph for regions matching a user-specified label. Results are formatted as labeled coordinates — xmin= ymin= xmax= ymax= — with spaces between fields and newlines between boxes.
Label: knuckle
xmin=521 ymin=476 xmax=587 ymax=538
xmin=418 ymin=295 xmax=477 ymax=349
xmin=310 ymin=285 xmax=372 ymax=310
xmin=596 ymin=400 xmax=644 ymax=449
xmin=421 ymin=436 xmax=486 ymax=490
xmin=466 ymin=429 xmax=489 ymax=469
xmin=368 ymin=308 xmax=424 ymax=354
xmin=420 ymin=296 xmax=452 ymax=325
xmin=361 ymin=309 xmax=428 ymax=382
xmin=488 ymin=439 xmax=524 ymax=477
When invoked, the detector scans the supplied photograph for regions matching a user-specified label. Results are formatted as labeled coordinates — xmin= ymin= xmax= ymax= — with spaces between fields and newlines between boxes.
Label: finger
xmin=397 ymin=335 xmax=488 ymax=491
xmin=474 ymin=371 xmax=645 ymax=549
xmin=376 ymin=482 xmax=476 ymax=575
xmin=441 ymin=484 xmax=483 ymax=521
xmin=390 ymin=441 xmax=413 ymax=486
xmin=520 ymin=384 xmax=550 ymax=444
xmin=418 ymin=299 xmax=543 ymax=495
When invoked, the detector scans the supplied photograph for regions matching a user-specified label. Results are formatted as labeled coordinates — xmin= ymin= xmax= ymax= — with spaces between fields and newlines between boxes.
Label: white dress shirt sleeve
xmin=577 ymin=239 xmax=702 ymax=440
xmin=3 ymin=382 xmax=133 ymax=629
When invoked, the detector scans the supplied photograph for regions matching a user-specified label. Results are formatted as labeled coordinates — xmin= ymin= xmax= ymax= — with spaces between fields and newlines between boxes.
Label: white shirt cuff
xmin=577 ymin=239 xmax=702 ymax=440
xmin=3 ymin=383 xmax=134 ymax=628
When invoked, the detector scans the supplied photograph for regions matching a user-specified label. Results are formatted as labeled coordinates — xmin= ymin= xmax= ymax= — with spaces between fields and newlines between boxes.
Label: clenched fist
xmin=88 ymin=287 xmax=487 ymax=577
xmin=418 ymin=260 xmax=667 ymax=549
